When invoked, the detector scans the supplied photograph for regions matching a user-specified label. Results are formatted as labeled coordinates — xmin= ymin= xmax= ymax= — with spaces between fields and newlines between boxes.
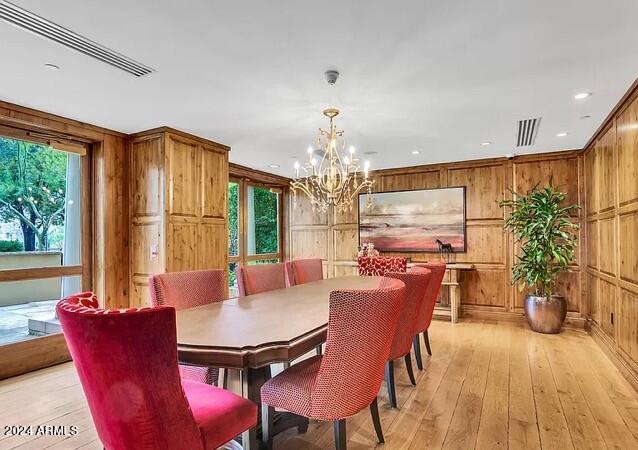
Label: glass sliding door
xmin=0 ymin=132 xmax=90 ymax=377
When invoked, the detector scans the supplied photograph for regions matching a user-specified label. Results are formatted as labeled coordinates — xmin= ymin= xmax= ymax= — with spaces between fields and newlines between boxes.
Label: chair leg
xmin=424 ymin=330 xmax=432 ymax=356
xmin=316 ymin=344 xmax=323 ymax=356
xmin=261 ymin=403 xmax=274 ymax=450
xmin=404 ymin=353 xmax=417 ymax=386
xmin=385 ymin=360 xmax=397 ymax=408
xmin=369 ymin=397 xmax=385 ymax=443
xmin=413 ymin=334 xmax=424 ymax=370
xmin=333 ymin=419 xmax=347 ymax=450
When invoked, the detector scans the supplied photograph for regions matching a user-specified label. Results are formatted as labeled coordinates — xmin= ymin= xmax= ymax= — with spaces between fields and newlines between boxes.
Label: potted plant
xmin=499 ymin=183 xmax=580 ymax=334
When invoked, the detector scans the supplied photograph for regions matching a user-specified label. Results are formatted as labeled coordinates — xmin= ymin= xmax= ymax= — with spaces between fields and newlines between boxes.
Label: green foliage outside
xmin=0 ymin=240 xmax=24 ymax=252
xmin=499 ymin=183 xmax=579 ymax=298
xmin=252 ymin=187 xmax=278 ymax=254
xmin=0 ymin=137 xmax=67 ymax=251
xmin=228 ymin=182 xmax=239 ymax=257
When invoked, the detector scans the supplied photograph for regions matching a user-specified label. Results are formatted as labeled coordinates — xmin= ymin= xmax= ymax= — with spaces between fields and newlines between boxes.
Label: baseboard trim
xmin=455 ymin=307 xmax=587 ymax=329
xmin=589 ymin=323 xmax=638 ymax=393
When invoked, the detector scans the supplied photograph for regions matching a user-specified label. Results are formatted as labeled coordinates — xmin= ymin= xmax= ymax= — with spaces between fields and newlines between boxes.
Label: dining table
xmin=176 ymin=275 xmax=382 ymax=450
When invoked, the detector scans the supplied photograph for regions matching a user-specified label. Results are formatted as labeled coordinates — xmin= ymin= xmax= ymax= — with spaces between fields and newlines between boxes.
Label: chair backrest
xmin=310 ymin=277 xmax=406 ymax=419
xmin=149 ymin=269 xmax=227 ymax=310
xmin=285 ymin=258 xmax=323 ymax=286
xmin=384 ymin=267 xmax=432 ymax=360
xmin=236 ymin=263 xmax=287 ymax=296
xmin=357 ymin=256 xmax=407 ymax=276
xmin=56 ymin=292 xmax=203 ymax=450
xmin=414 ymin=262 xmax=447 ymax=332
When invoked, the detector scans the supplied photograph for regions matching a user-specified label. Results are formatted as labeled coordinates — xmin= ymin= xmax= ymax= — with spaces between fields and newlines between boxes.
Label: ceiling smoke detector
xmin=325 ymin=70 xmax=339 ymax=85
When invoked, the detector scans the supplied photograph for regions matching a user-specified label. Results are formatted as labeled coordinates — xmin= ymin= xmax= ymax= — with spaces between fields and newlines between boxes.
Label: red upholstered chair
xmin=236 ymin=263 xmax=287 ymax=297
xmin=57 ymin=292 xmax=257 ymax=450
xmin=285 ymin=258 xmax=325 ymax=358
xmin=382 ymin=267 xmax=432 ymax=408
xmin=285 ymin=258 xmax=323 ymax=286
xmin=260 ymin=278 xmax=406 ymax=450
xmin=357 ymin=256 xmax=407 ymax=276
xmin=412 ymin=262 xmax=447 ymax=370
xmin=149 ymin=269 xmax=226 ymax=386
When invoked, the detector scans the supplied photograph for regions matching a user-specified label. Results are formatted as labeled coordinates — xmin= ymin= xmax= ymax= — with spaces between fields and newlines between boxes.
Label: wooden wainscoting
xmin=288 ymin=150 xmax=586 ymax=323
xmin=584 ymin=84 xmax=638 ymax=391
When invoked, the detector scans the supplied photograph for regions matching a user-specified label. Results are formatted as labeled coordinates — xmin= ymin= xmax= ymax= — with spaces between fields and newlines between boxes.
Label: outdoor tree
xmin=253 ymin=187 xmax=278 ymax=254
xmin=0 ymin=137 xmax=67 ymax=251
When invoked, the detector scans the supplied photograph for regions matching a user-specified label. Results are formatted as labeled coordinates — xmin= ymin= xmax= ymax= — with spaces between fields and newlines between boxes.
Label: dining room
xmin=1 ymin=1 xmax=638 ymax=450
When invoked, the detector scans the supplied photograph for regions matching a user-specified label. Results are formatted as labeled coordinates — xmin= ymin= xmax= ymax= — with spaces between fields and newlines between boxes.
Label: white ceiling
xmin=1 ymin=1 xmax=638 ymax=177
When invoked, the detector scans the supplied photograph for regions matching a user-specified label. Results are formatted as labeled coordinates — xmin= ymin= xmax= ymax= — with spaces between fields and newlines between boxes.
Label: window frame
xmin=228 ymin=176 xmax=285 ymax=294
xmin=0 ymin=130 xmax=92 ymax=378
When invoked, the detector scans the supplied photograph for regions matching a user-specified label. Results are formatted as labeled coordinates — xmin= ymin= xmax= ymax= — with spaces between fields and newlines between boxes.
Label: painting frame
xmin=357 ymin=186 xmax=467 ymax=253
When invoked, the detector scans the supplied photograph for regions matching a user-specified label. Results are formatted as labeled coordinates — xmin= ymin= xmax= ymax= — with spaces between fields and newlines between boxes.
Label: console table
xmin=410 ymin=262 xmax=475 ymax=323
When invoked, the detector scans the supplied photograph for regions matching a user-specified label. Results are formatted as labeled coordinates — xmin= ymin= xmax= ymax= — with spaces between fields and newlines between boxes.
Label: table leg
xmin=240 ymin=367 xmax=266 ymax=450
xmin=449 ymin=269 xmax=460 ymax=323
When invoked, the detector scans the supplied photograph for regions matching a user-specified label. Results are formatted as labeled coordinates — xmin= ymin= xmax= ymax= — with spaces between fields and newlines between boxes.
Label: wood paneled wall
xmin=584 ymin=87 xmax=638 ymax=389
xmin=288 ymin=150 xmax=586 ymax=320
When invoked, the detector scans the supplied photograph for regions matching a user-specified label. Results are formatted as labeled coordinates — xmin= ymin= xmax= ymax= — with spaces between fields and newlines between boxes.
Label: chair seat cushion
xmin=260 ymin=355 xmax=322 ymax=418
xmin=179 ymin=364 xmax=218 ymax=385
xmin=182 ymin=380 xmax=257 ymax=450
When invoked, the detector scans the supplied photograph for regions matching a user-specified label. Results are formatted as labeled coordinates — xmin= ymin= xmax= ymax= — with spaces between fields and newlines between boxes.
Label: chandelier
xmin=290 ymin=108 xmax=375 ymax=213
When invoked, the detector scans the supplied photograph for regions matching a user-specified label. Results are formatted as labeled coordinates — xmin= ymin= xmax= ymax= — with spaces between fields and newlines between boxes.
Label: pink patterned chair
xmin=236 ymin=263 xmax=287 ymax=297
xmin=382 ymin=267 xmax=432 ymax=408
xmin=260 ymin=278 xmax=406 ymax=450
xmin=357 ymin=256 xmax=407 ymax=276
xmin=149 ymin=270 xmax=226 ymax=386
xmin=285 ymin=258 xmax=323 ymax=286
xmin=285 ymin=258 xmax=325 ymax=358
xmin=413 ymin=262 xmax=447 ymax=370
xmin=57 ymin=292 xmax=257 ymax=450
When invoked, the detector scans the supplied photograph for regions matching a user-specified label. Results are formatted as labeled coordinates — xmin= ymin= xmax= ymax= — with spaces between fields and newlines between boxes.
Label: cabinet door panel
xmin=131 ymin=137 xmax=163 ymax=216
xmin=168 ymin=137 xmax=199 ymax=217
xmin=167 ymin=222 xmax=198 ymax=272
xmin=201 ymin=146 xmax=228 ymax=219
xmin=199 ymin=223 xmax=227 ymax=270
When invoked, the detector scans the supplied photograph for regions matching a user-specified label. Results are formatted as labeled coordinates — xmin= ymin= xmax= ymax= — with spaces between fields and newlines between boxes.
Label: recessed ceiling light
xmin=574 ymin=92 xmax=592 ymax=100
xmin=268 ymin=164 xmax=280 ymax=169
xmin=557 ymin=132 xmax=568 ymax=137
xmin=411 ymin=150 xmax=421 ymax=155
xmin=481 ymin=142 xmax=492 ymax=146
xmin=44 ymin=63 xmax=59 ymax=71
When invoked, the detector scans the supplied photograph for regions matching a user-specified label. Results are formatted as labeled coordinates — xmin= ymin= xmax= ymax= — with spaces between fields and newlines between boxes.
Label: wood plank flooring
xmin=1 ymin=320 xmax=637 ymax=449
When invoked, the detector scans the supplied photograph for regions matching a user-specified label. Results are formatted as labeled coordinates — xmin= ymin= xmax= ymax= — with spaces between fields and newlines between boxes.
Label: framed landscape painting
xmin=358 ymin=187 xmax=466 ymax=252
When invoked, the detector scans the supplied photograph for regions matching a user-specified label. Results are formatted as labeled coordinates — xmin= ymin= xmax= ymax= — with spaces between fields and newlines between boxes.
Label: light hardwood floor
xmin=1 ymin=320 xmax=637 ymax=450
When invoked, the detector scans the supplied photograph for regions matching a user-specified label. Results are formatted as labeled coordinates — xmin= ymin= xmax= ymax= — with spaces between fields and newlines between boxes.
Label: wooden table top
xmin=176 ymin=275 xmax=381 ymax=369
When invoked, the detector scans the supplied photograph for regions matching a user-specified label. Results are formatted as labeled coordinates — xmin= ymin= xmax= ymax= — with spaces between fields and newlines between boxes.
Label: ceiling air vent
xmin=515 ymin=117 xmax=541 ymax=147
xmin=0 ymin=0 xmax=154 ymax=77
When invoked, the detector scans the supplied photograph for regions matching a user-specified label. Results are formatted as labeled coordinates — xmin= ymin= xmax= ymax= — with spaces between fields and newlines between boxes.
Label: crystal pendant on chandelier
xmin=290 ymin=108 xmax=375 ymax=213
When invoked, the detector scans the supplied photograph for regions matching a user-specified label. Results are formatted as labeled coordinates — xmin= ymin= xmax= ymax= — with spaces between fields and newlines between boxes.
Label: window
xmin=227 ymin=178 xmax=283 ymax=296
xmin=228 ymin=181 xmax=239 ymax=257
xmin=247 ymin=185 xmax=280 ymax=255
xmin=0 ymin=135 xmax=89 ymax=345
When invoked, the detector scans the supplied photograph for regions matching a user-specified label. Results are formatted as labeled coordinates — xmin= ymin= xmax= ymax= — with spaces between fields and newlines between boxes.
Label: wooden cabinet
xmin=129 ymin=128 xmax=229 ymax=306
